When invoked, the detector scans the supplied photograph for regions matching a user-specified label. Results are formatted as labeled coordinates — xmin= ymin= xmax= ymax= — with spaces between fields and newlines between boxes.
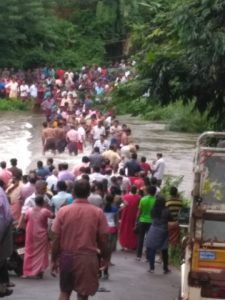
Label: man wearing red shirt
xmin=140 ymin=156 xmax=152 ymax=176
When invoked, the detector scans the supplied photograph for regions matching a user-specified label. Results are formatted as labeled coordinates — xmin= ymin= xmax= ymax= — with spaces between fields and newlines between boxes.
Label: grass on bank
xmin=108 ymin=97 xmax=213 ymax=133
xmin=0 ymin=98 xmax=32 ymax=111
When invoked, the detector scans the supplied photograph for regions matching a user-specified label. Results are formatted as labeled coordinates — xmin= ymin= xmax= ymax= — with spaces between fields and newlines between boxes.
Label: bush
xmin=0 ymin=99 xmax=31 ymax=111
xmin=110 ymin=90 xmax=214 ymax=133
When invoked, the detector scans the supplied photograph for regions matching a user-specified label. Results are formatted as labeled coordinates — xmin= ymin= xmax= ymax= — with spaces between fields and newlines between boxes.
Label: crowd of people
xmin=0 ymin=64 xmax=183 ymax=300
xmin=0 ymin=61 xmax=135 ymax=102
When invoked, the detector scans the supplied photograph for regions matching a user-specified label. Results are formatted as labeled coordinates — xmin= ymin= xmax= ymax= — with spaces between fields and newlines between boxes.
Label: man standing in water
xmin=41 ymin=122 xmax=56 ymax=155
xmin=51 ymin=180 xmax=109 ymax=300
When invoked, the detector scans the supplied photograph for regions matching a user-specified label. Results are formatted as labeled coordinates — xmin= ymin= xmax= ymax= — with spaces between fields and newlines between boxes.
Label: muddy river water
xmin=0 ymin=112 xmax=197 ymax=197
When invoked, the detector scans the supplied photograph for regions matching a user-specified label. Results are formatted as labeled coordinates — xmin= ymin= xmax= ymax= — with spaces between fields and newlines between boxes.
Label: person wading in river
xmin=51 ymin=180 xmax=109 ymax=300
xmin=41 ymin=121 xmax=57 ymax=155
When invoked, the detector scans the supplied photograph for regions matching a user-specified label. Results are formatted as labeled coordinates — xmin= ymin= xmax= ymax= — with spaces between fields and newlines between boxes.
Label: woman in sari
xmin=119 ymin=186 xmax=141 ymax=250
xmin=23 ymin=195 xmax=54 ymax=278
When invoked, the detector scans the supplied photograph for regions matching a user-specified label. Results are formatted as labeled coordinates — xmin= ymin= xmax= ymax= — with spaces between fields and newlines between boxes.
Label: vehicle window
xmin=202 ymin=220 xmax=225 ymax=243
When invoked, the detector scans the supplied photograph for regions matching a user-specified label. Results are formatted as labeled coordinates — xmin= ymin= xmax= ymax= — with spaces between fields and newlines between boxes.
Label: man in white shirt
xmin=93 ymin=134 xmax=109 ymax=153
xmin=29 ymin=82 xmax=38 ymax=100
xmin=91 ymin=121 xmax=105 ymax=144
xmin=89 ymin=166 xmax=106 ymax=184
xmin=77 ymin=123 xmax=86 ymax=152
xmin=46 ymin=169 xmax=58 ymax=193
xmin=19 ymin=81 xmax=29 ymax=100
xmin=152 ymin=153 xmax=165 ymax=187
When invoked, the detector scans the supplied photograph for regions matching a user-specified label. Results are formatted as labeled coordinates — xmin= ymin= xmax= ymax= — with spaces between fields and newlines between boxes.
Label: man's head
xmin=141 ymin=156 xmax=146 ymax=163
xmin=35 ymin=180 xmax=47 ymax=195
xmin=35 ymin=195 xmax=44 ymax=207
xmin=131 ymin=153 xmax=137 ymax=160
xmin=10 ymin=158 xmax=17 ymax=167
xmin=0 ymin=161 xmax=6 ymax=169
xmin=62 ymin=163 xmax=69 ymax=170
xmin=98 ymin=120 xmax=103 ymax=128
xmin=157 ymin=153 xmax=163 ymax=159
xmin=57 ymin=180 xmax=67 ymax=192
xmin=28 ymin=171 xmax=37 ymax=184
xmin=109 ymin=144 xmax=116 ymax=151
xmin=93 ymin=166 xmax=100 ymax=173
xmin=170 ymin=186 xmax=178 ymax=197
xmin=47 ymin=158 xmax=53 ymax=165
xmin=147 ymin=185 xmax=157 ymax=196
xmin=73 ymin=179 xmax=90 ymax=199
xmin=93 ymin=146 xmax=100 ymax=153
xmin=37 ymin=161 xmax=43 ymax=168
xmin=82 ymin=156 xmax=90 ymax=163
xmin=52 ymin=169 xmax=58 ymax=177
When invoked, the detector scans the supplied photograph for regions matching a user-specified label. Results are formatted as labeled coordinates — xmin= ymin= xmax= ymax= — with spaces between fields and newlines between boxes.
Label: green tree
xmin=131 ymin=0 xmax=225 ymax=127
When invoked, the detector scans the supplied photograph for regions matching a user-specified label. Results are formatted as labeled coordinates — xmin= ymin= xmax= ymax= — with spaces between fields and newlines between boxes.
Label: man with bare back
xmin=42 ymin=122 xmax=56 ymax=155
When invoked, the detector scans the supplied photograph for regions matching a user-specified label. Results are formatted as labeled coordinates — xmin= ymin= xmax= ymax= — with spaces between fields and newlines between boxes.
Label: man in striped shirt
xmin=166 ymin=186 xmax=183 ymax=246
xmin=166 ymin=186 xmax=183 ymax=221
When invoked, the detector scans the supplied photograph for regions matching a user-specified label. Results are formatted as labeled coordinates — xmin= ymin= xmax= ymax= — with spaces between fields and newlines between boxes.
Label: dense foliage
xmin=128 ymin=0 xmax=225 ymax=128
xmin=0 ymin=0 xmax=140 ymax=68
xmin=1 ymin=0 xmax=225 ymax=125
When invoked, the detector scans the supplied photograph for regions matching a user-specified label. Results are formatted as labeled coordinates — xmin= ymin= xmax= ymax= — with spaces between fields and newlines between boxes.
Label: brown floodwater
xmin=0 ymin=112 xmax=197 ymax=197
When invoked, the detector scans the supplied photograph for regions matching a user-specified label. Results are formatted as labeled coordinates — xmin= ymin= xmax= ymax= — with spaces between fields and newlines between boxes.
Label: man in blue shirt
xmin=50 ymin=181 xmax=72 ymax=214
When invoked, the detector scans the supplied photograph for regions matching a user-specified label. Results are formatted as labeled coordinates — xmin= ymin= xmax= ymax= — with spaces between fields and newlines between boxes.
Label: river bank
xmin=108 ymin=98 xmax=213 ymax=133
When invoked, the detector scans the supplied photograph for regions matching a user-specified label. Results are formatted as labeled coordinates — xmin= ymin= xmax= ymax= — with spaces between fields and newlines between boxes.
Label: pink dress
xmin=23 ymin=207 xmax=52 ymax=276
xmin=119 ymin=193 xmax=141 ymax=250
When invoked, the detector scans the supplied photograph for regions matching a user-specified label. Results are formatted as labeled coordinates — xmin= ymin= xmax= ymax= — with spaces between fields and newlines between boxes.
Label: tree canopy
xmin=1 ymin=0 xmax=225 ymax=124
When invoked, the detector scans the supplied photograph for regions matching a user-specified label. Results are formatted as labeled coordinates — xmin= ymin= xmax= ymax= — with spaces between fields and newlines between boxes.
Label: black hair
xmin=81 ymin=174 xmax=90 ymax=182
xmin=73 ymin=179 xmax=90 ymax=198
xmin=10 ymin=158 xmax=17 ymax=166
xmin=93 ymin=147 xmax=100 ymax=153
xmin=144 ymin=177 xmax=151 ymax=186
xmin=151 ymin=177 xmax=157 ymax=185
xmin=35 ymin=195 xmax=45 ymax=206
xmin=141 ymin=156 xmax=146 ymax=163
xmin=82 ymin=156 xmax=90 ymax=163
xmin=47 ymin=158 xmax=53 ymax=164
xmin=93 ymin=166 xmax=100 ymax=173
xmin=170 ymin=186 xmax=178 ymax=197
xmin=29 ymin=171 xmax=37 ymax=184
xmin=147 ymin=185 xmax=157 ymax=196
xmin=84 ymin=167 xmax=91 ymax=174
xmin=104 ymin=193 xmax=114 ymax=212
xmin=131 ymin=153 xmax=137 ymax=160
xmin=130 ymin=185 xmax=137 ymax=194
xmin=119 ymin=168 xmax=125 ymax=176
xmin=57 ymin=181 xmax=67 ymax=191
xmin=0 ymin=161 xmax=6 ymax=169
xmin=37 ymin=161 xmax=43 ymax=168
xmin=152 ymin=196 xmax=166 ymax=219
xmin=62 ymin=163 xmax=68 ymax=170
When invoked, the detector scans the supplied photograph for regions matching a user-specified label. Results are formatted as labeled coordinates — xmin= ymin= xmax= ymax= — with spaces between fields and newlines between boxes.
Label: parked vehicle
xmin=179 ymin=132 xmax=225 ymax=300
